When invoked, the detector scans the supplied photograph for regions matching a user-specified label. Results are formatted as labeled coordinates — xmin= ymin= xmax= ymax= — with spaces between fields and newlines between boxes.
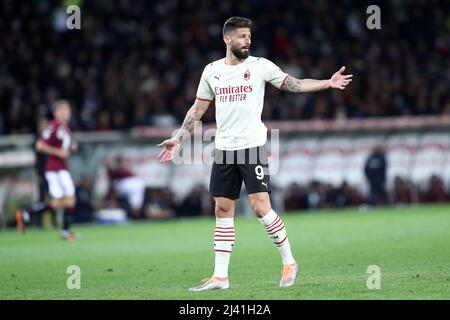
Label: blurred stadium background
xmin=0 ymin=0 xmax=449 ymax=228
xmin=1 ymin=0 xmax=450 ymax=301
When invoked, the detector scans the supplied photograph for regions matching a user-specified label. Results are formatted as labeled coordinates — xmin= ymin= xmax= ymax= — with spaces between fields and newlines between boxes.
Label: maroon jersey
xmin=108 ymin=167 xmax=135 ymax=182
xmin=40 ymin=120 xmax=71 ymax=172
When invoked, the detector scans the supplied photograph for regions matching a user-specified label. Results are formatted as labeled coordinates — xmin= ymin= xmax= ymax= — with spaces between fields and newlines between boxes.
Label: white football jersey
xmin=196 ymin=56 xmax=288 ymax=151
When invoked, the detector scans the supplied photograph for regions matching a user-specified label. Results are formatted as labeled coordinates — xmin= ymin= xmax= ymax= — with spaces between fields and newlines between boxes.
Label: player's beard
xmin=231 ymin=45 xmax=250 ymax=60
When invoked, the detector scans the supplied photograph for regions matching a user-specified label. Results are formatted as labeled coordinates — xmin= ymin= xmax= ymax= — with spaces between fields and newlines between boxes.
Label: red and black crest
xmin=244 ymin=69 xmax=251 ymax=81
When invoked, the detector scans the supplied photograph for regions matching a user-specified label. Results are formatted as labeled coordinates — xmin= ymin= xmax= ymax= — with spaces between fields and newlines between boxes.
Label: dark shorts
xmin=209 ymin=144 xmax=271 ymax=200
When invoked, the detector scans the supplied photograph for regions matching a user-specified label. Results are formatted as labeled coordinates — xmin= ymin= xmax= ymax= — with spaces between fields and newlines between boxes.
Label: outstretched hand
xmin=330 ymin=66 xmax=353 ymax=90
xmin=157 ymin=138 xmax=180 ymax=163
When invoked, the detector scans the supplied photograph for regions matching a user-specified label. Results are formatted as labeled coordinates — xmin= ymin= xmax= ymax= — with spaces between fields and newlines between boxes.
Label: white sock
xmin=259 ymin=209 xmax=296 ymax=265
xmin=213 ymin=217 xmax=235 ymax=279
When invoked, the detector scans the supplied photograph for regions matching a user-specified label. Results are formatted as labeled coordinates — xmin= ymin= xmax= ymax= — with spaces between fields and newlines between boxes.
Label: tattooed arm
xmin=281 ymin=66 xmax=353 ymax=93
xmin=173 ymin=99 xmax=210 ymax=143
xmin=157 ymin=98 xmax=211 ymax=162
xmin=281 ymin=76 xmax=330 ymax=93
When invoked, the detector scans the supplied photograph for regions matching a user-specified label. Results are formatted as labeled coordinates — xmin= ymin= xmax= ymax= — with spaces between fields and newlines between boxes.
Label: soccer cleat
xmin=61 ymin=231 xmax=78 ymax=240
xmin=16 ymin=209 xmax=25 ymax=234
xmin=189 ymin=277 xmax=230 ymax=292
xmin=279 ymin=262 xmax=299 ymax=287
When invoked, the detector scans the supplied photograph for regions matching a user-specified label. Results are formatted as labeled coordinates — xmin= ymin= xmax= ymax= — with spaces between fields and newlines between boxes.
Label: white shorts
xmin=45 ymin=170 xmax=75 ymax=199
xmin=114 ymin=176 xmax=145 ymax=209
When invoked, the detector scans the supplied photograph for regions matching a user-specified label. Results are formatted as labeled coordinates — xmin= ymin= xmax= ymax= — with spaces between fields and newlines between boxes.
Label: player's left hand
xmin=329 ymin=66 xmax=353 ymax=90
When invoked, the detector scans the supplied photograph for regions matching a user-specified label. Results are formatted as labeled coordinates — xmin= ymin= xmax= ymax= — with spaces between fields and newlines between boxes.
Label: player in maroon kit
xmin=15 ymin=118 xmax=57 ymax=232
xmin=32 ymin=100 xmax=78 ymax=239
xmin=106 ymin=155 xmax=146 ymax=219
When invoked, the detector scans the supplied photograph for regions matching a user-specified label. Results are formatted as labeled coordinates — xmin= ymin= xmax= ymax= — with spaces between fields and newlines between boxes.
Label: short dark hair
xmin=223 ymin=16 xmax=252 ymax=36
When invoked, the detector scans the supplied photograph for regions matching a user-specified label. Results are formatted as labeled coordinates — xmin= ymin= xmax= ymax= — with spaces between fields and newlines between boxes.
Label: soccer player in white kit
xmin=158 ymin=17 xmax=353 ymax=291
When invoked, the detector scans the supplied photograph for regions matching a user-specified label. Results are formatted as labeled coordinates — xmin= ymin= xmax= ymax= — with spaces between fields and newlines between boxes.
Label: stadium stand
xmin=1 ymin=0 xmax=449 ymax=135
xmin=0 ymin=0 xmax=449 ymax=226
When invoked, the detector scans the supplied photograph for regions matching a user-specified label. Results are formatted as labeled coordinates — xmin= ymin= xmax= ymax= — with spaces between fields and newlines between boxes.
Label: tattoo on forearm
xmin=177 ymin=115 xmax=195 ymax=142
xmin=183 ymin=116 xmax=194 ymax=132
xmin=281 ymin=75 xmax=303 ymax=93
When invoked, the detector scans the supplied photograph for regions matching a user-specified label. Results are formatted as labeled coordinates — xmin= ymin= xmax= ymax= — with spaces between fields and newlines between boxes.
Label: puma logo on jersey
xmin=261 ymin=182 xmax=268 ymax=188
xmin=214 ymin=75 xmax=222 ymax=81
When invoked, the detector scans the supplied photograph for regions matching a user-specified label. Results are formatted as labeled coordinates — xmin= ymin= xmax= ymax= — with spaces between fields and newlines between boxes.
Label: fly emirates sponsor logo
xmin=214 ymin=85 xmax=253 ymax=103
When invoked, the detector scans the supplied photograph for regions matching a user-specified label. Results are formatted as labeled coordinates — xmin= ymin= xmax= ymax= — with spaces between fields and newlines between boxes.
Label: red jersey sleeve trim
xmin=196 ymin=96 xmax=213 ymax=102
xmin=280 ymin=74 xmax=289 ymax=89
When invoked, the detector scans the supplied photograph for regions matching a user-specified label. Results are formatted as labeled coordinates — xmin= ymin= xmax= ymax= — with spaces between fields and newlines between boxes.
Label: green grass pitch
xmin=1 ymin=205 xmax=449 ymax=300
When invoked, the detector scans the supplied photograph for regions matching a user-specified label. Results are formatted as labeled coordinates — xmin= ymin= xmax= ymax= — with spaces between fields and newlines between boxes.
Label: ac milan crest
xmin=244 ymin=69 xmax=251 ymax=81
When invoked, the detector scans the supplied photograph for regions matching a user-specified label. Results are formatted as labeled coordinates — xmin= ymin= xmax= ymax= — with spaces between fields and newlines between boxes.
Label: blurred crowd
xmin=17 ymin=148 xmax=450 ymax=226
xmin=282 ymin=174 xmax=450 ymax=212
xmin=1 ymin=0 xmax=450 ymax=135
xmin=72 ymin=178 xmax=215 ymax=223
xmin=69 ymin=173 xmax=450 ymax=223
